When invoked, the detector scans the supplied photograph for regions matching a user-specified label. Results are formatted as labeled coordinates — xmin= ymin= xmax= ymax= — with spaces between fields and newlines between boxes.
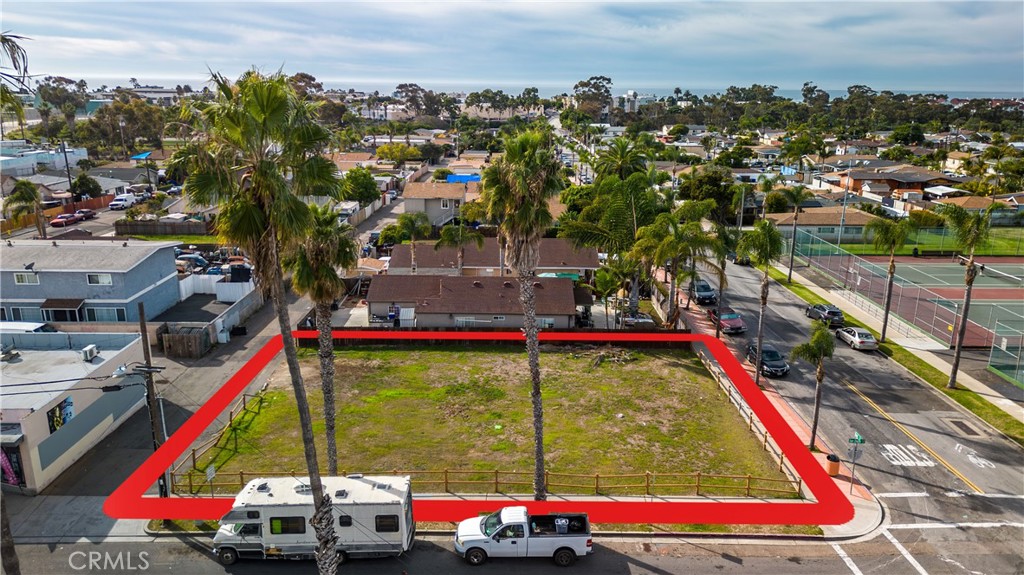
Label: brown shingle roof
xmin=938 ymin=196 xmax=1012 ymax=210
xmin=388 ymin=238 xmax=599 ymax=271
xmin=365 ymin=275 xmax=577 ymax=315
xmin=403 ymin=181 xmax=480 ymax=199
xmin=765 ymin=207 xmax=880 ymax=227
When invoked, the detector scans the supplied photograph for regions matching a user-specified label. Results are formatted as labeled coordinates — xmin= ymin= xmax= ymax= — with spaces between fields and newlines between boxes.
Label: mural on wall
xmin=47 ymin=397 xmax=75 ymax=434
xmin=1 ymin=448 xmax=22 ymax=485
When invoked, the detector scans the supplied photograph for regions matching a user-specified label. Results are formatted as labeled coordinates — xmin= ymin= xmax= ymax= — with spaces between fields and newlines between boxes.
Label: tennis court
xmin=794 ymin=230 xmax=1024 ymax=348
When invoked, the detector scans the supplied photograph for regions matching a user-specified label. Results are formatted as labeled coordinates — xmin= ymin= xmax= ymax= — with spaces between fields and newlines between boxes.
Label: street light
xmin=107 ymin=363 xmax=169 ymax=498
xmin=118 ymin=118 xmax=128 ymax=160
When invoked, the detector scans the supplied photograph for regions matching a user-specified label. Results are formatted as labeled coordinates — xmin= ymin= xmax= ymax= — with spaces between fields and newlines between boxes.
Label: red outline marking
xmin=104 ymin=331 xmax=853 ymax=525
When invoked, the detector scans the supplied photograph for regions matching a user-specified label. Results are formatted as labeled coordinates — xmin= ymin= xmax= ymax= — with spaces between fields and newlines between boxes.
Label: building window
xmin=14 ymin=273 xmax=38 ymax=285
xmin=86 ymin=308 xmax=127 ymax=322
xmin=441 ymin=199 xmax=450 ymax=210
xmin=375 ymin=515 xmax=399 ymax=532
xmin=817 ymin=227 xmax=836 ymax=234
xmin=269 ymin=517 xmax=306 ymax=535
xmin=10 ymin=307 xmax=42 ymax=322
xmin=0 ymin=308 xmax=5 ymax=321
xmin=338 ymin=515 xmax=352 ymax=527
xmin=87 ymin=273 xmax=113 ymax=286
xmin=43 ymin=309 xmax=81 ymax=322
xmin=492 ymin=316 xmax=505 ymax=321
xmin=538 ymin=318 xmax=555 ymax=329
xmin=846 ymin=227 xmax=862 ymax=236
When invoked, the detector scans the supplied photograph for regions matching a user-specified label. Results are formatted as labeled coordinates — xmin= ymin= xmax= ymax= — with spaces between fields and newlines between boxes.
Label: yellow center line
xmin=844 ymin=381 xmax=984 ymax=494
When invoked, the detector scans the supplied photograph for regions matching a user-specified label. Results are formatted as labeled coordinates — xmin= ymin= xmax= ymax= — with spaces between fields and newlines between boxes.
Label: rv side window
xmin=338 ymin=515 xmax=352 ymax=527
xmin=270 ymin=517 xmax=306 ymax=534
xmin=239 ymin=524 xmax=260 ymax=536
xmin=375 ymin=515 xmax=399 ymax=532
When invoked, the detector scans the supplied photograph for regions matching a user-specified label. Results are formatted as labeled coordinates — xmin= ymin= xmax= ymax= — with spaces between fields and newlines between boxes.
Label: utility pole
xmin=136 ymin=302 xmax=168 ymax=499
xmin=836 ymin=159 xmax=852 ymax=249
xmin=61 ymin=141 xmax=75 ymax=211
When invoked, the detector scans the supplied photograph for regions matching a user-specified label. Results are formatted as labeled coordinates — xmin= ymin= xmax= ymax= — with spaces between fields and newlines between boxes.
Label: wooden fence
xmin=114 ymin=220 xmax=211 ymax=236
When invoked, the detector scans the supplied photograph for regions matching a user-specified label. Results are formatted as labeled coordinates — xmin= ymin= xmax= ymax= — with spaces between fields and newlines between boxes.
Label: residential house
xmin=387 ymin=238 xmax=600 ymax=279
xmin=402 ymin=181 xmax=479 ymax=227
xmin=365 ymin=275 xmax=578 ymax=328
xmin=944 ymin=151 xmax=978 ymax=174
xmin=936 ymin=196 xmax=1014 ymax=214
xmin=765 ymin=206 xmax=881 ymax=242
xmin=0 ymin=239 xmax=180 ymax=325
xmin=328 ymin=152 xmax=377 ymax=173
xmin=18 ymin=174 xmax=130 ymax=201
xmin=1 ymin=331 xmax=145 ymax=494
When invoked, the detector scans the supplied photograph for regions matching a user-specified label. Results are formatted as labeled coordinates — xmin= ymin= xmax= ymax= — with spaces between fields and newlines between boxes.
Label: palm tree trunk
xmin=315 ymin=301 xmax=338 ymax=476
xmin=714 ymin=261 xmax=726 ymax=340
xmin=266 ymin=236 xmax=339 ymax=574
xmin=880 ymin=251 xmax=896 ymax=343
xmin=808 ymin=363 xmax=824 ymax=450
xmin=519 ymin=272 xmax=546 ymax=501
xmin=787 ymin=211 xmax=798 ymax=283
xmin=947 ymin=256 xmax=978 ymax=389
xmin=684 ymin=259 xmax=696 ymax=310
xmin=754 ymin=270 xmax=769 ymax=387
xmin=667 ymin=259 xmax=677 ymax=322
xmin=410 ymin=241 xmax=417 ymax=274
xmin=1 ymin=494 xmax=21 ymax=575
xmin=603 ymin=298 xmax=610 ymax=329
xmin=36 ymin=206 xmax=47 ymax=239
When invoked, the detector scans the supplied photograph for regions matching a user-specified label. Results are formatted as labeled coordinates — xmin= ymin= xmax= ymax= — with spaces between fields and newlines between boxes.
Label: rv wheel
xmin=553 ymin=548 xmax=576 ymax=567
xmin=465 ymin=548 xmax=487 ymax=565
xmin=217 ymin=548 xmax=238 ymax=566
xmin=337 ymin=551 xmax=348 ymax=565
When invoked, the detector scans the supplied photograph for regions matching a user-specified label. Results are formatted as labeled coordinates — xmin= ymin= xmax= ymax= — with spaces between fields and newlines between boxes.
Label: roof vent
xmin=335 ymin=489 xmax=348 ymax=499
xmin=294 ymin=482 xmax=313 ymax=493
xmin=256 ymin=482 xmax=270 ymax=493
xmin=472 ymin=280 xmax=483 ymax=287
xmin=503 ymin=281 xmax=513 ymax=288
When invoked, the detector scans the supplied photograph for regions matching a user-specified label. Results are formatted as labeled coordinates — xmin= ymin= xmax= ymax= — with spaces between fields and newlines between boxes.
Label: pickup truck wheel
xmin=553 ymin=548 xmax=576 ymax=567
xmin=217 ymin=548 xmax=238 ymax=566
xmin=465 ymin=548 xmax=487 ymax=565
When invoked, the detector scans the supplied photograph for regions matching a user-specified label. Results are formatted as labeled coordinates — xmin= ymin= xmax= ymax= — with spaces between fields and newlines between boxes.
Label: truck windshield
xmin=481 ymin=511 xmax=503 ymax=536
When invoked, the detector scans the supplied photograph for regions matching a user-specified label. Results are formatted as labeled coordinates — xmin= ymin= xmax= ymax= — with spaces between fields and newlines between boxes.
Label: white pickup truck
xmin=454 ymin=506 xmax=592 ymax=567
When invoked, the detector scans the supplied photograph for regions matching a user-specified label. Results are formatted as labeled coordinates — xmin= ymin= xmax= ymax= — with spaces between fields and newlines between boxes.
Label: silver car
xmin=835 ymin=327 xmax=878 ymax=351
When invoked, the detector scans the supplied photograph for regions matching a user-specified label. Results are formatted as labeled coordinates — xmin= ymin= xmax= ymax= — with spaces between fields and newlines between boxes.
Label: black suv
xmin=745 ymin=342 xmax=791 ymax=377
xmin=689 ymin=279 xmax=718 ymax=305
xmin=805 ymin=304 xmax=845 ymax=327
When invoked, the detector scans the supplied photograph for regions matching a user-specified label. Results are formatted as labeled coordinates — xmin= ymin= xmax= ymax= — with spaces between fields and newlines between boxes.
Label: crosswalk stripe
xmin=883 ymin=530 xmax=929 ymax=575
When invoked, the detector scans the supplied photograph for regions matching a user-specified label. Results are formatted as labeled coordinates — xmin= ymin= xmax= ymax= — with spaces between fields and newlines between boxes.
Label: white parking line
xmin=831 ymin=543 xmax=864 ymax=575
xmin=889 ymin=522 xmax=1024 ymax=530
xmin=883 ymin=530 xmax=929 ymax=575
xmin=875 ymin=492 xmax=929 ymax=498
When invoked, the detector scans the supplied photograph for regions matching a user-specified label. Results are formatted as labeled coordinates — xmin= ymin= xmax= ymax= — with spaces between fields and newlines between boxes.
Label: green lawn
xmin=767 ymin=267 xmax=1024 ymax=447
xmin=185 ymin=346 xmax=793 ymax=499
xmin=825 ymin=227 xmax=1024 ymax=257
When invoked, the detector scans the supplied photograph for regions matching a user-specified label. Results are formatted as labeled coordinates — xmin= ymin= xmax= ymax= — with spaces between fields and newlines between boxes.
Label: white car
xmin=836 ymin=327 xmax=878 ymax=351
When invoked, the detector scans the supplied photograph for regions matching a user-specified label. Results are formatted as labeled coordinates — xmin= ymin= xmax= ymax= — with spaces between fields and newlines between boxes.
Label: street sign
xmin=847 ymin=446 xmax=862 ymax=462
xmin=206 ymin=464 xmax=216 ymax=482
xmin=849 ymin=432 xmax=865 ymax=444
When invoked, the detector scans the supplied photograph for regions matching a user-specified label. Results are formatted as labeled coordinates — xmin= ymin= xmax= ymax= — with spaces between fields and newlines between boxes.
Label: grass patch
xmin=147 ymin=519 xmax=218 ymax=533
xmin=769 ymin=268 xmax=1024 ymax=447
xmin=819 ymin=227 xmax=1023 ymax=257
xmin=186 ymin=346 xmax=796 ymax=499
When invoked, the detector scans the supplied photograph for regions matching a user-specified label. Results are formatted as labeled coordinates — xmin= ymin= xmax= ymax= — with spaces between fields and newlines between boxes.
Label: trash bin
xmin=826 ymin=453 xmax=841 ymax=477
xmin=912 ymin=247 xmax=919 ymax=258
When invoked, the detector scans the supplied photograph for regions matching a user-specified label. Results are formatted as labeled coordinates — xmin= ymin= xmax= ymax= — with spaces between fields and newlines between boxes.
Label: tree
xmin=376 ymin=142 xmax=420 ymax=166
xmin=594 ymin=138 xmax=646 ymax=181
xmin=70 ymin=173 xmax=103 ymax=200
xmin=790 ymin=321 xmax=835 ymax=450
xmin=434 ymin=223 xmax=485 ymax=273
xmin=482 ymin=130 xmax=563 ymax=500
xmin=284 ymin=203 xmax=358 ymax=476
xmin=864 ymin=218 xmax=916 ymax=343
xmin=177 ymin=70 xmax=341 ymax=574
xmin=340 ymin=166 xmax=381 ymax=207
xmin=590 ymin=267 xmax=619 ymax=329
xmin=36 ymin=76 xmax=88 ymax=138
xmin=6 ymin=179 xmax=46 ymax=239
xmin=736 ymin=220 xmax=784 ymax=387
xmin=711 ymin=224 xmax=739 ymax=339
xmin=941 ymin=204 xmax=996 ymax=389
xmin=395 ymin=211 xmax=431 ymax=273
xmin=781 ymin=185 xmax=816 ymax=283
xmin=763 ymin=191 xmax=788 ymax=214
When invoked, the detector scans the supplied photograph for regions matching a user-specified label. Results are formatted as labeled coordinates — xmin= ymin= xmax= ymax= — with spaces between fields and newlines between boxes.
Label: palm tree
xmin=6 ymin=180 xmax=46 ymax=239
xmin=736 ymin=220 xmax=784 ymax=387
xmin=434 ymin=223 xmax=485 ymax=274
xmin=781 ymin=185 xmax=816 ymax=283
xmin=178 ymin=70 xmax=341 ymax=574
xmin=284 ymin=203 xmax=358 ymax=476
xmin=594 ymin=138 xmax=646 ymax=180
xmin=590 ymin=267 xmax=619 ymax=329
xmin=711 ymin=224 xmax=739 ymax=339
xmin=790 ymin=321 xmax=835 ymax=450
xmin=941 ymin=203 xmax=997 ymax=389
xmin=482 ymin=130 xmax=563 ymax=500
xmin=863 ymin=217 xmax=916 ymax=343
xmin=396 ymin=211 xmax=431 ymax=273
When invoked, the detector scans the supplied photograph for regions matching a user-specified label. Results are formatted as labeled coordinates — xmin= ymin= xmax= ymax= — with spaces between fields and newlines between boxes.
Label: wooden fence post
xmin=188 ymin=473 xmax=193 ymax=494
xmin=444 ymin=469 xmax=449 ymax=493
xmin=645 ymin=472 xmax=651 ymax=496
xmin=695 ymin=471 xmax=701 ymax=496
xmin=191 ymin=448 xmax=197 ymax=470
xmin=595 ymin=474 xmax=600 ymax=495
xmin=745 ymin=475 xmax=751 ymax=497
xmin=494 ymin=470 xmax=499 ymax=493
xmin=778 ymin=453 xmax=785 ymax=472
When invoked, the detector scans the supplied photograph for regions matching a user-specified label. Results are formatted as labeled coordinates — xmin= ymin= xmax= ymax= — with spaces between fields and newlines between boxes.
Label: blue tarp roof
xmin=446 ymin=174 xmax=481 ymax=183
xmin=130 ymin=152 xmax=152 ymax=160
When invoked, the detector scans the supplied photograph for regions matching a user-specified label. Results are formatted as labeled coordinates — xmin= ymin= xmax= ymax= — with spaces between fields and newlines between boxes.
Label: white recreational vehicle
xmin=212 ymin=475 xmax=415 ymax=565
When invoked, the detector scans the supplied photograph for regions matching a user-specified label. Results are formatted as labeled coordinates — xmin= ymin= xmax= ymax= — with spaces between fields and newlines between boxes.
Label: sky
xmin=4 ymin=1 xmax=1024 ymax=99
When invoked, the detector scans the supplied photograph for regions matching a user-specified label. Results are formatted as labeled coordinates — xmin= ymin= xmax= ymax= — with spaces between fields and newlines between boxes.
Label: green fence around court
xmin=989 ymin=321 xmax=1024 ymax=388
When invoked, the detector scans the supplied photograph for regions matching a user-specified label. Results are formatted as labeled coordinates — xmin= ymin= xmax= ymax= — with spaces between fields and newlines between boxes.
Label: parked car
xmin=836 ymin=327 xmax=879 ymax=351
xmin=689 ymin=279 xmax=718 ymax=305
xmin=745 ymin=342 xmax=791 ymax=377
xmin=454 ymin=506 xmax=592 ymax=566
xmin=805 ymin=304 xmax=845 ymax=326
xmin=617 ymin=310 xmax=657 ymax=329
xmin=50 ymin=213 xmax=80 ymax=227
xmin=166 ymin=186 xmax=183 ymax=195
xmin=707 ymin=306 xmax=747 ymax=334
xmin=74 ymin=208 xmax=97 ymax=220
xmin=729 ymin=252 xmax=751 ymax=266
